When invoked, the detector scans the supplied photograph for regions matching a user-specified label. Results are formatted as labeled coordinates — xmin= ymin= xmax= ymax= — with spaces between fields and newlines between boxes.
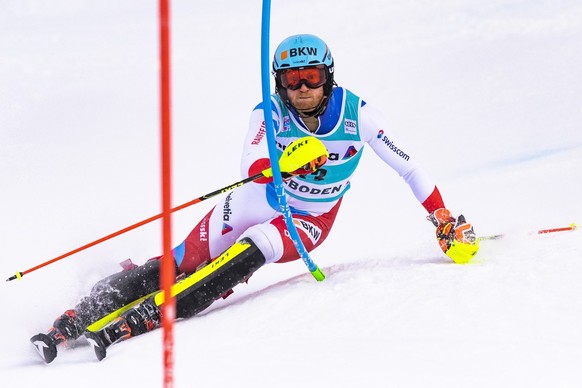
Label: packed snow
xmin=1 ymin=1 xmax=581 ymax=387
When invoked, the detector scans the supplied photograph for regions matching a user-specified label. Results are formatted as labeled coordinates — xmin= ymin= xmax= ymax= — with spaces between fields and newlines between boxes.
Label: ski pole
xmin=6 ymin=137 xmax=329 ymax=282
xmin=478 ymin=223 xmax=577 ymax=241
xmin=5 ymin=172 xmax=265 ymax=282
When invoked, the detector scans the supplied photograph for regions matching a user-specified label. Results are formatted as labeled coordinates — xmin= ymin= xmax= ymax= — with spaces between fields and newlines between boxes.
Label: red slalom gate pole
xmin=159 ymin=0 xmax=175 ymax=387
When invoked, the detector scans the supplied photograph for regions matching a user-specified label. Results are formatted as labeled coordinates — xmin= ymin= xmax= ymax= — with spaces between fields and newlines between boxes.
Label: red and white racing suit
xmin=174 ymin=87 xmax=444 ymax=274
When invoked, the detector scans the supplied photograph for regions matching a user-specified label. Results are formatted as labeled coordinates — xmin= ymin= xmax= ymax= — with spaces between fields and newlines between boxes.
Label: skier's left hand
xmin=427 ymin=208 xmax=479 ymax=264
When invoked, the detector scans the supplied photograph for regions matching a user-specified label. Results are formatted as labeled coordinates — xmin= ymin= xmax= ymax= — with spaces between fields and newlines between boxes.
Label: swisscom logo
xmin=377 ymin=130 xmax=410 ymax=161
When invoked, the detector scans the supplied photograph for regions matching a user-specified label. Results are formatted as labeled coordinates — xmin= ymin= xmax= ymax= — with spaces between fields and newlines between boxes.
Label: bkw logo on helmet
xmin=272 ymin=34 xmax=334 ymax=71
xmin=280 ymin=47 xmax=318 ymax=60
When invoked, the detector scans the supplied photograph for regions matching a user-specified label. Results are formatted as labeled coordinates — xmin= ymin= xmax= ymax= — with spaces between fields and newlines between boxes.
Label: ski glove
xmin=278 ymin=136 xmax=328 ymax=177
xmin=256 ymin=136 xmax=329 ymax=182
xmin=283 ymin=154 xmax=327 ymax=178
xmin=427 ymin=208 xmax=479 ymax=264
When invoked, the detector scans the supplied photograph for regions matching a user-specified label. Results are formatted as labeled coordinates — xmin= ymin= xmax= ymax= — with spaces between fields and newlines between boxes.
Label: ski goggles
xmin=279 ymin=65 xmax=327 ymax=90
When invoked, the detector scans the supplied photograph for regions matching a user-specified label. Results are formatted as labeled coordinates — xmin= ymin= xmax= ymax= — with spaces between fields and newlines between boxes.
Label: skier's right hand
xmin=283 ymin=154 xmax=327 ymax=177
xmin=278 ymin=136 xmax=328 ymax=177
xmin=254 ymin=136 xmax=329 ymax=182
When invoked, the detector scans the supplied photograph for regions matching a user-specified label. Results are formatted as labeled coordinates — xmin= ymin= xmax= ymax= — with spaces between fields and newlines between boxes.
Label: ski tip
xmin=85 ymin=332 xmax=108 ymax=361
xmin=30 ymin=333 xmax=58 ymax=364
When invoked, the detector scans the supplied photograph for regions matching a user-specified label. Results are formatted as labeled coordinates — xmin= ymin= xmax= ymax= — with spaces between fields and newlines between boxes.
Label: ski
xmin=85 ymin=240 xmax=253 ymax=337
xmin=84 ymin=239 xmax=261 ymax=361
xmin=85 ymin=292 xmax=158 ymax=333
xmin=30 ymin=239 xmax=260 ymax=363
xmin=30 ymin=333 xmax=58 ymax=364
xmin=85 ymin=331 xmax=110 ymax=361
xmin=29 ymin=290 xmax=159 ymax=364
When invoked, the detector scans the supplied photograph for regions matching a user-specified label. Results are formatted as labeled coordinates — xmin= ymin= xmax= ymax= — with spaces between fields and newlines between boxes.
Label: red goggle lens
xmin=279 ymin=66 xmax=327 ymax=90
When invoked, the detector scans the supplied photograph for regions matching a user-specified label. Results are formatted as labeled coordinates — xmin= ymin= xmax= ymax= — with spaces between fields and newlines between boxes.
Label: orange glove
xmin=427 ymin=208 xmax=479 ymax=264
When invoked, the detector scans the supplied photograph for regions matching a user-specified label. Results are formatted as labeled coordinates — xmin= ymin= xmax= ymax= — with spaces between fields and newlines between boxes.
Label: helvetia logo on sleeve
xmin=222 ymin=223 xmax=233 ymax=235
xmin=222 ymin=193 xmax=234 ymax=235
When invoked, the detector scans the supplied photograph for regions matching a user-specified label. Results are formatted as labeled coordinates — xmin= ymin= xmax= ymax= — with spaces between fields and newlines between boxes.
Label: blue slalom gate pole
xmin=260 ymin=0 xmax=325 ymax=281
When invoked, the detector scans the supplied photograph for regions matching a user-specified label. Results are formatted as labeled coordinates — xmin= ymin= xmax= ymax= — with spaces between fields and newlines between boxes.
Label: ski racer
xmin=31 ymin=34 xmax=479 ymax=363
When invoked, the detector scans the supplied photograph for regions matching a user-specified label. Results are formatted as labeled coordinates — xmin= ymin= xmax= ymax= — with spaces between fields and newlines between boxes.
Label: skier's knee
xmin=240 ymin=224 xmax=283 ymax=264
xmin=175 ymin=238 xmax=266 ymax=318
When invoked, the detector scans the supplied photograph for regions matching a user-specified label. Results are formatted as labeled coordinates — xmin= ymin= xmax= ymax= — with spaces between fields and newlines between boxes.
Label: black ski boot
xmin=30 ymin=309 xmax=83 ymax=363
xmin=86 ymin=238 xmax=267 ymax=361
xmin=85 ymin=297 xmax=161 ymax=361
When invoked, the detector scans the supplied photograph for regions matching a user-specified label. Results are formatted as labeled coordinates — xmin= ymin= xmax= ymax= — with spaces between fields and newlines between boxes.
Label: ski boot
xmin=85 ymin=297 xmax=161 ymax=361
xmin=30 ymin=309 xmax=83 ymax=363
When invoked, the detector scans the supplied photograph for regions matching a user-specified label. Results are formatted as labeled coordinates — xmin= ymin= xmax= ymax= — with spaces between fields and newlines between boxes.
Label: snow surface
xmin=2 ymin=1 xmax=582 ymax=387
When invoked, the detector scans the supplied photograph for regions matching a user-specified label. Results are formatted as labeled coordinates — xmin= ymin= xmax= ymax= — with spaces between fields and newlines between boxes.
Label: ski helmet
xmin=272 ymin=34 xmax=335 ymax=117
